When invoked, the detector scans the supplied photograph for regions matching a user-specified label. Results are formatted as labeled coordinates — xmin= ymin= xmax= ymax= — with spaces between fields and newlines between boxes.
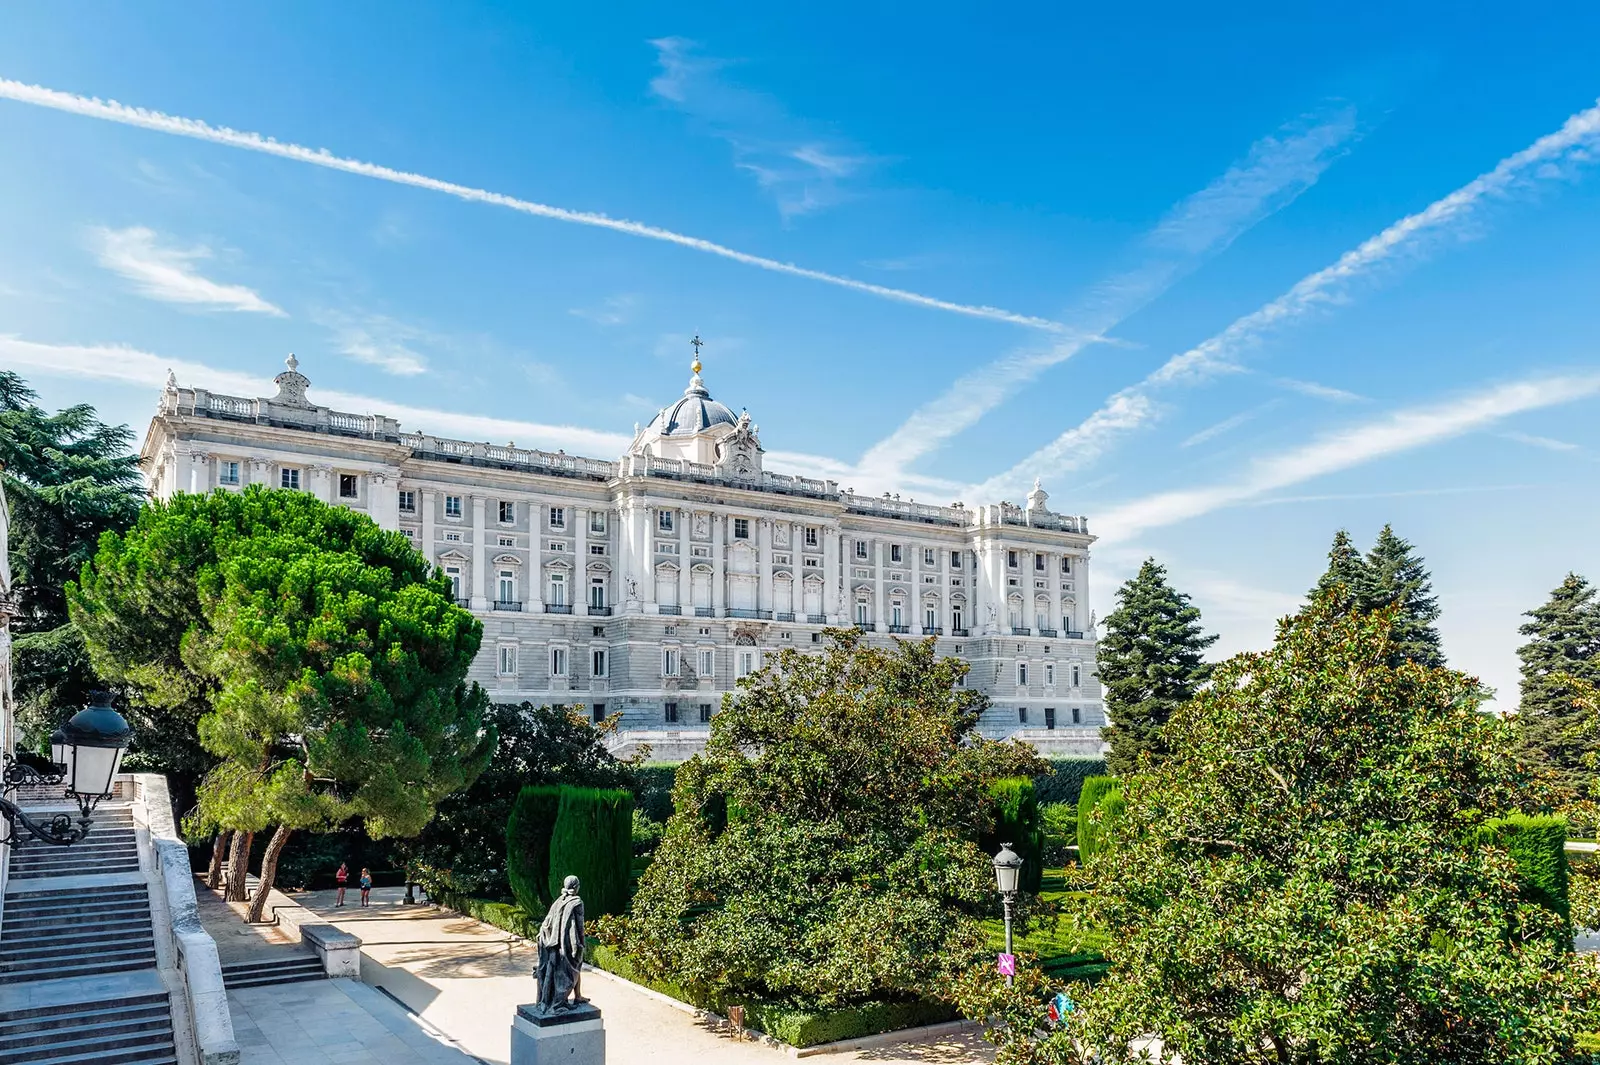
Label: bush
xmin=548 ymin=787 xmax=635 ymax=918
xmin=634 ymin=763 xmax=678 ymax=823
xmin=1033 ymin=757 xmax=1108 ymax=806
xmin=507 ymin=785 xmax=562 ymax=914
xmin=1078 ymin=779 xmax=1123 ymax=864
xmin=433 ymin=888 xmax=543 ymax=938
xmin=1480 ymin=814 xmax=1570 ymax=941
xmin=1040 ymin=803 xmax=1078 ymax=866
xmin=983 ymin=777 xmax=1044 ymax=893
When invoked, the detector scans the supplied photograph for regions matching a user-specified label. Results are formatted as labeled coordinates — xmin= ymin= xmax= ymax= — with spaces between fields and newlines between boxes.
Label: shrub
xmin=983 ymin=777 xmax=1045 ymax=893
xmin=1033 ymin=757 xmax=1108 ymax=806
xmin=634 ymin=763 xmax=678 ymax=823
xmin=548 ymin=786 xmax=635 ymax=918
xmin=1077 ymin=775 xmax=1119 ymax=859
xmin=1040 ymin=802 xmax=1078 ymax=866
xmin=1078 ymin=782 xmax=1123 ymax=864
xmin=433 ymin=888 xmax=543 ymax=938
xmin=1480 ymin=814 xmax=1570 ymax=942
xmin=507 ymin=785 xmax=562 ymax=914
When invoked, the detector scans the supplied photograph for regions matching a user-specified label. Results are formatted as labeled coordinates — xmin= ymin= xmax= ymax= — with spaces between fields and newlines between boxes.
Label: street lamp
xmin=1 ymin=691 xmax=132 ymax=847
xmin=992 ymin=842 xmax=1024 ymax=986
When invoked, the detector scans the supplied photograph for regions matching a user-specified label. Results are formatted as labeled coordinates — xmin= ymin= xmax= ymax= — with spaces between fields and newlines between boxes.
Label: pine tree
xmin=1308 ymin=529 xmax=1366 ymax=613
xmin=1357 ymin=524 xmax=1444 ymax=667
xmin=1514 ymin=573 xmax=1600 ymax=795
xmin=1098 ymin=559 xmax=1218 ymax=777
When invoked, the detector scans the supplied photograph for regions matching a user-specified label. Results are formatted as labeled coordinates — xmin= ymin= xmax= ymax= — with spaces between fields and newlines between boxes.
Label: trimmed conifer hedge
xmin=1480 ymin=814 xmax=1570 ymax=943
xmin=1033 ymin=757 xmax=1108 ymax=806
xmin=634 ymin=763 xmax=679 ymax=823
xmin=1077 ymin=775 xmax=1122 ymax=863
xmin=507 ymin=785 xmax=563 ymax=915
xmin=983 ymin=777 xmax=1045 ymax=893
xmin=548 ymin=786 xmax=635 ymax=918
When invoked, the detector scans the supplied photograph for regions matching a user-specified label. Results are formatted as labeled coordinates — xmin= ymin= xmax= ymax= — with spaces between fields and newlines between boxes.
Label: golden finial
xmin=690 ymin=334 xmax=704 ymax=376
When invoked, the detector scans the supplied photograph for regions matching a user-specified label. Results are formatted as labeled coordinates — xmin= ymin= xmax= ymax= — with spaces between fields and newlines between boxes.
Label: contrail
xmin=0 ymin=77 xmax=1061 ymax=331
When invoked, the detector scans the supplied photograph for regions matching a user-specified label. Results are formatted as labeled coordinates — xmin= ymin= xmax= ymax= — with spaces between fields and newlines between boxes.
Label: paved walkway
xmin=229 ymin=977 xmax=481 ymax=1064
xmin=193 ymin=873 xmax=319 ymax=966
xmin=291 ymin=886 xmax=994 ymax=1065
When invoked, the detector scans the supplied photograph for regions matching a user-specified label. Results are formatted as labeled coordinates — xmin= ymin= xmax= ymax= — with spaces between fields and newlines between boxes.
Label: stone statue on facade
xmin=534 ymin=876 xmax=586 ymax=1013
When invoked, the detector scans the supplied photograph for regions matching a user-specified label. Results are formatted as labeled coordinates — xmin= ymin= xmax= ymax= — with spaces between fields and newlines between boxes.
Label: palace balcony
xmin=492 ymin=600 xmax=523 ymax=612
xmin=1012 ymin=626 xmax=1032 ymax=636
xmin=545 ymin=604 xmax=573 ymax=614
xmin=658 ymin=605 xmax=682 ymax=616
xmin=806 ymin=613 xmax=827 ymax=624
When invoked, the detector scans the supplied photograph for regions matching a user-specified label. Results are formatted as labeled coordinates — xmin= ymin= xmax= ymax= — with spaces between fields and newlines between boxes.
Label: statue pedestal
xmin=511 ymin=1002 xmax=605 ymax=1065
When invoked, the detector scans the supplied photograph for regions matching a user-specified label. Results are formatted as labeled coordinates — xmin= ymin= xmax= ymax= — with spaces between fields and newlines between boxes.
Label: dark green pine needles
xmin=1097 ymin=559 xmax=1217 ymax=777
xmin=1514 ymin=573 xmax=1600 ymax=795
xmin=1309 ymin=524 xmax=1443 ymax=668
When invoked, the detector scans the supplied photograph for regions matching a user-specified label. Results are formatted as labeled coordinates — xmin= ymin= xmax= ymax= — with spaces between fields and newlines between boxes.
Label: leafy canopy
xmin=995 ymin=597 xmax=1600 ymax=1065
xmin=1097 ymin=558 xmax=1216 ymax=777
xmin=1309 ymin=525 xmax=1443 ymax=668
xmin=609 ymin=629 xmax=1045 ymax=1008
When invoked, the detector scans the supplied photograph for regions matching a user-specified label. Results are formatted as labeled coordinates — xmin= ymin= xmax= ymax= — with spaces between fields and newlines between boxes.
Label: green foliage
xmin=432 ymin=888 xmax=544 ymax=940
xmin=983 ymin=777 xmax=1045 ymax=893
xmin=1479 ymin=814 xmax=1571 ymax=940
xmin=1075 ymin=776 xmax=1118 ymax=860
xmin=1040 ymin=803 xmax=1078 ymax=866
xmin=586 ymin=942 xmax=956 ymax=1048
xmin=399 ymin=702 xmax=636 ymax=900
xmin=548 ymin=786 xmax=635 ymax=918
xmin=633 ymin=763 xmax=679 ymax=823
xmin=1514 ymin=574 xmax=1600 ymax=797
xmin=1024 ymin=598 xmax=1600 ymax=1065
xmin=1096 ymin=560 xmax=1216 ymax=776
xmin=609 ymin=628 xmax=1045 ymax=1009
xmin=1032 ymin=758 xmax=1107 ymax=807
xmin=1310 ymin=526 xmax=1444 ymax=668
xmin=507 ymin=785 xmax=563 ymax=914
xmin=1077 ymin=782 xmax=1123 ymax=865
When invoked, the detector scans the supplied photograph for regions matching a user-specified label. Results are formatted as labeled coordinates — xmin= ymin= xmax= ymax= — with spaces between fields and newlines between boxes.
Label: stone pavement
xmin=291 ymin=886 xmax=994 ymax=1065
xmin=229 ymin=976 xmax=482 ymax=1064
xmin=193 ymin=872 xmax=320 ymax=966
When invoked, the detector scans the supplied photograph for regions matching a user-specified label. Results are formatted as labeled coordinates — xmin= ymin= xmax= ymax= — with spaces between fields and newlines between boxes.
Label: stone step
xmin=0 ymin=1012 xmax=173 ymax=1058
xmin=0 ymin=992 xmax=174 ymax=1065
xmin=221 ymin=955 xmax=327 ymax=989
xmin=0 ymin=928 xmax=154 ymax=964
xmin=3 ymin=888 xmax=150 ymax=919
xmin=0 ymin=946 xmax=158 ymax=984
xmin=1 ymin=913 xmax=151 ymax=940
xmin=0 ymin=997 xmax=168 ymax=1037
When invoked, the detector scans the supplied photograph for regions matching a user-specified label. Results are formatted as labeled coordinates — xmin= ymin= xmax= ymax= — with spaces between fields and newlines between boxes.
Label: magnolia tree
xmin=966 ymin=597 xmax=1600 ymax=1065
xmin=72 ymin=486 xmax=494 ymax=920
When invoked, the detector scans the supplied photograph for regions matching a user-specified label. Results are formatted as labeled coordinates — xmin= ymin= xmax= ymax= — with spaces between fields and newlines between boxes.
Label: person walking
xmin=359 ymin=867 xmax=373 ymax=908
xmin=335 ymin=862 xmax=349 ymax=907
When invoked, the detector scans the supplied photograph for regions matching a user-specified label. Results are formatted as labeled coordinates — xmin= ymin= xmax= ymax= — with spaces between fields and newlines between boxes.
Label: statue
xmin=534 ymin=875 xmax=586 ymax=1013
xmin=625 ymin=577 xmax=640 ymax=602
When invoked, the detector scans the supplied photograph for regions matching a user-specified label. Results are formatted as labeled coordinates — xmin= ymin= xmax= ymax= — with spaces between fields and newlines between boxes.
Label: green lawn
xmin=981 ymin=868 xmax=1110 ymax=981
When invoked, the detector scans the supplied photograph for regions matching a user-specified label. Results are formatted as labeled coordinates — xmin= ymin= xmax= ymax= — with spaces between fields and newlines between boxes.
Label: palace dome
xmin=644 ymin=373 xmax=738 ymax=437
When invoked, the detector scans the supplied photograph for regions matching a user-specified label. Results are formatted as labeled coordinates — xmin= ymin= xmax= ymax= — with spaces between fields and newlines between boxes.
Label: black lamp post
xmin=992 ymin=842 xmax=1023 ymax=987
xmin=2 ymin=691 xmax=132 ymax=847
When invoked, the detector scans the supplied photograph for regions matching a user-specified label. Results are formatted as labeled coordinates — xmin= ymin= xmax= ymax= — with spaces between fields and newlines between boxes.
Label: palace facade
xmin=141 ymin=352 xmax=1105 ymax=759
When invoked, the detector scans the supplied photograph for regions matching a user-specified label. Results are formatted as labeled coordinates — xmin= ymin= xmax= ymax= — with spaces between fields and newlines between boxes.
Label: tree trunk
xmin=247 ymin=826 xmax=292 ymax=923
xmin=206 ymin=830 xmax=232 ymax=890
xmin=225 ymin=829 xmax=254 ymax=902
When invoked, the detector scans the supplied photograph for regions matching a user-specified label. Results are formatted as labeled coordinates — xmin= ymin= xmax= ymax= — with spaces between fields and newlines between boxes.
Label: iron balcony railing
xmin=493 ymin=600 xmax=523 ymax=612
xmin=695 ymin=607 xmax=715 ymax=617
xmin=588 ymin=605 xmax=613 ymax=616
xmin=924 ymin=626 xmax=944 ymax=635
xmin=806 ymin=613 xmax=827 ymax=624
xmin=775 ymin=612 xmax=796 ymax=622
xmin=952 ymin=627 xmax=970 ymax=637
xmin=1064 ymin=629 xmax=1085 ymax=639
xmin=727 ymin=609 xmax=773 ymax=620
xmin=887 ymin=624 xmax=910 ymax=634
xmin=1037 ymin=627 xmax=1058 ymax=638
xmin=658 ymin=605 xmax=682 ymax=616
xmin=1012 ymin=626 xmax=1032 ymax=636
xmin=545 ymin=603 xmax=573 ymax=614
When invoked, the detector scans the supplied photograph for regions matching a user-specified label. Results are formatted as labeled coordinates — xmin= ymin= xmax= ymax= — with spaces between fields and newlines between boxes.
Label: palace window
xmin=589 ymin=511 xmax=606 ymax=534
xmin=591 ymin=703 xmax=606 ymax=724
xmin=497 ymin=570 xmax=516 ymax=603
xmin=548 ymin=541 xmax=567 ymax=553
xmin=891 ymin=601 xmax=905 ymax=628
xmin=499 ymin=536 xmax=515 ymax=547
xmin=499 ymin=500 xmax=515 ymax=524
xmin=923 ymin=547 xmax=936 ymax=567
xmin=592 ymin=649 xmax=608 ymax=678
xmin=1035 ymin=554 xmax=1046 ymax=572
xmin=549 ymin=506 xmax=566 ymax=529
xmin=1071 ymin=707 xmax=1082 ymax=724
xmin=1073 ymin=664 xmax=1081 ymax=687
xmin=1017 ymin=707 xmax=1028 ymax=725
xmin=590 ymin=544 xmax=607 ymax=555
xmin=1018 ymin=662 xmax=1029 ymax=686
xmin=952 ymin=605 xmax=964 ymax=631
xmin=498 ymin=646 xmax=517 ymax=676
xmin=219 ymin=461 xmax=240 ymax=486
xmin=733 ymin=518 xmax=750 ymax=540
xmin=280 ymin=468 xmax=301 ymax=491
xmin=1045 ymin=707 xmax=1057 ymax=731
xmin=338 ymin=474 xmax=358 ymax=499
xmin=664 ymin=702 xmax=679 ymax=724
xmin=924 ymin=606 xmax=937 ymax=631
xmin=951 ymin=551 xmax=962 ymax=569
xmin=398 ymin=490 xmax=416 ymax=513
xmin=1046 ymin=663 xmax=1055 ymax=686
xmin=890 ymin=544 xmax=903 ymax=563
xmin=855 ymin=601 xmax=870 ymax=625
xmin=444 ymin=567 xmax=462 ymax=601
xmin=804 ymin=526 xmax=819 ymax=547
xmin=856 ymin=541 xmax=869 ymax=560
xmin=445 ymin=531 xmax=462 ymax=542
xmin=1061 ymin=556 xmax=1072 ymax=574
xmin=550 ymin=648 xmax=568 ymax=678
xmin=548 ymin=573 xmax=567 ymax=606
xmin=803 ymin=556 xmax=821 ymax=568
xmin=737 ymin=650 xmax=757 ymax=678
xmin=589 ymin=579 xmax=607 ymax=610
xmin=1008 ymin=550 xmax=1019 ymax=568
xmin=445 ymin=495 xmax=462 ymax=519
xmin=663 ymin=648 xmax=680 ymax=676
xmin=659 ymin=510 xmax=674 ymax=533
xmin=697 ymin=649 xmax=715 ymax=677
xmin=699 ymin=703 xmax=713 ymax=723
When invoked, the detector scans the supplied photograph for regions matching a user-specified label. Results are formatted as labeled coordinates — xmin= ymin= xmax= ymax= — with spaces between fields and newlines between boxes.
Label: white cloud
xmin=981 ymin=97 xmax=1600 ymax=498
xmin=0 ymin=76 xmax=1057 ymax=332
xmin=1275 ymin=377 xmax=1365 ymax=402
xmin=568 ymin=294 xmax=636 ymax=327
xmin=1180 ymin=404 xmax=1272 ymax=448
xmin=313 ymin=311 xmax=429 ymax=376
xmin=1095 ymin=371 xmax=1600 ymax=541
xmin=856 ymin=107 xmax=1360 ymax=485
xmin=90 ymin=225 xmax=284 ymax=315
xmin=1501 ymin=430 xmax=1580 ymax=452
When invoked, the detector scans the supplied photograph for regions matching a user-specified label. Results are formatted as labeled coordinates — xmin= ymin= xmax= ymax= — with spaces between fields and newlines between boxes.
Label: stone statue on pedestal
xmin=534 ymin=875 xmax=586 ymax=1013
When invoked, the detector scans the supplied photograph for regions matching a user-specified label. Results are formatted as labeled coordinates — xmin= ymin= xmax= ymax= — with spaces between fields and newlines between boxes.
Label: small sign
xmin=1048 ymin=992 xmax=1075 ymax=1022
xmin=996 ymin=953 xmax=1016 ymax=976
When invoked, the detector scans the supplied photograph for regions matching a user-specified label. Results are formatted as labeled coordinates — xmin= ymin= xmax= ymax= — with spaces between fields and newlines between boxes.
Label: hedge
xmin=1479 ymin=814 xmax=1569 ymax=943
xmin=1033 ymin=757 xmax=1108 ymax=807
xmin=548 ymin=787 xmax=635 ymax=918
xmin=983 ymin=777 xmax=1045 ymax=894
xmin=1040 ymin=803 xmax=1078 ymax=866
xmin=586 ymin=943 xmax=957 ymax=1048
xmin=430 ymin=888 xmax=544 ymax=939
xmin=507 ymin=785 xmax=563 ymax=914
xmin=634 ymin=763 xmax=679 ymax=824
xmin=1077 ymin=777 xmax=1122 ymax=864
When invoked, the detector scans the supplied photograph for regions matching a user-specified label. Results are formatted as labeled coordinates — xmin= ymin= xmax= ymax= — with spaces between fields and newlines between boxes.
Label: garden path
xmin=290 ymin=885 xmax=995 ymax=1065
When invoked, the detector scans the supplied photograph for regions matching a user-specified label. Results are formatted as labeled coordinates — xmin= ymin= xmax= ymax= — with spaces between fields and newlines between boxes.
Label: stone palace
xmin=141 ymin=348 xmax=1105 ymax=759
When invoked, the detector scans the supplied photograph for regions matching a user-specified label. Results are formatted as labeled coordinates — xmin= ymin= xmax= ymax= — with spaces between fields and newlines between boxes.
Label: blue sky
xmin=4 ymin=3 xmax=1600 ymax=706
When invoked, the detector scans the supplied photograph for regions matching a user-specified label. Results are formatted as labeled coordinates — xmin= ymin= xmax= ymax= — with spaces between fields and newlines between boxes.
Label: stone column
xmin=1049 ymin=552 xmax=1063 ymax=636
xmin=186 ymin=451 xmax=206 ymax=494
xmin=1076 ymin=554 xmax=1090 ymax=637
xmin=823 ymin=527 xmax=840 ymax=621
xmin=678 ymin=508 xmax=692 ymax=608
xmin=249 ymin=457 xmax=270 ymax=489
xmin=574 ymin=508 xmax=589 ymax=614
xmin=310 ymin=465 xmax=334 ymax=503
xmin=368 ymin=470 xmax=400 ymax=531
xmin=470 ymin=496 xmax=488 ymax=611
xmin=911 ymin=541 xmax=923 ymax=633
xmin=421 ymin=491 xmax=437 ymax=568
xmin=527 ymin=508 xmax=544 ymax=613
xmin=711 ymin=513 xmax=725 ymax=616
xmin=873 ymin=540 xmax=885 ymax=632
xmin=757 ymin=519 xmax=773 ymax=616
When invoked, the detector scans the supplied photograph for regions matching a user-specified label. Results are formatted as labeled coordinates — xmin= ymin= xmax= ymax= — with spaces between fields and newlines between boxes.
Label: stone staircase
xmin=0 ymin=802 xmax=181 ymax=1064
xmin=221 ymin=953 xmax=327 ymax=989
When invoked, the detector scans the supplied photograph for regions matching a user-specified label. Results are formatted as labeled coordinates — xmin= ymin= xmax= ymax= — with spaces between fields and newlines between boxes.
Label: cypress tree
xmin=1308 ymin=529 xmax=1366 ymax=613
xmin=1098 ymin=559 xmax=1218 ymax=776
xmin=1514 ymin=573 xmax=1600 ymax=795
xmin=547 ymin=786 xmax=635 ymax=918
xmin=1356 ymin=524 xmax=1443 ymax=667
xmin=507 ymin=785 xmax=564 ymax=914
xmin=981 ymin=777 xmax=1045 ymax=892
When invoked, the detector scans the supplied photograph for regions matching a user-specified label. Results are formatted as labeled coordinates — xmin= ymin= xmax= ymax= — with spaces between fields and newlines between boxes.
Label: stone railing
xmin=129 ymin=773 xmax=240 ymax=1065
xmin=844 ymin=492 xmax=968 ymax=527
xmin=165 ymin=385 xmax=402 ymax=442
xmin=402 ymin=434 xmax=619 ymax=481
